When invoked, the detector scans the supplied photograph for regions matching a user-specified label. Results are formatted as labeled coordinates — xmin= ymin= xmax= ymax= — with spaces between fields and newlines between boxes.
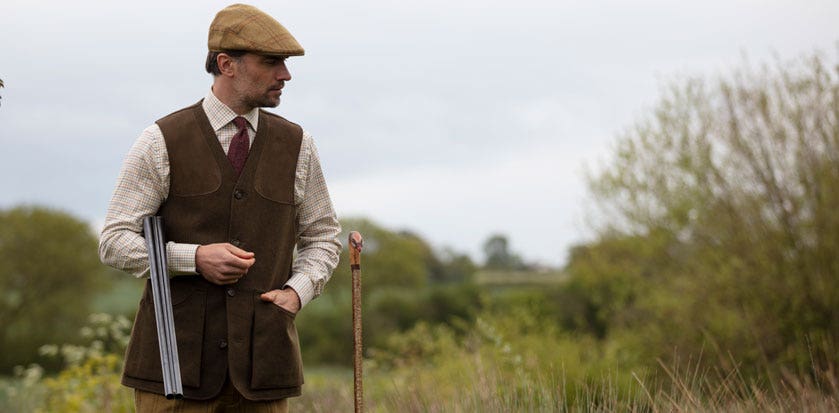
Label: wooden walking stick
xmin=349 ymin=231 xmax=364 ymax=413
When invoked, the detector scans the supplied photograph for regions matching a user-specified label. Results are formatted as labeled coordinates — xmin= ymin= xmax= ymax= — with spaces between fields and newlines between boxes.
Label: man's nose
xmin=277 ymin=62 xmax=292 ymax=81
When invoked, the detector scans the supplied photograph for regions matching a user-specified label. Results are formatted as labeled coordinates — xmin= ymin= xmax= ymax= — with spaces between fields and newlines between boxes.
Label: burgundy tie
xmin=228 ymin=116 xmax=250 ymax=176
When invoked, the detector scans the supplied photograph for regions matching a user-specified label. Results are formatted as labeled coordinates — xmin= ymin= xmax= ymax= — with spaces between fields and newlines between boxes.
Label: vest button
xmin=226 ymin=288 xmax=236 ymax=297
xmin=219 ymin=340 xmax=228 ymax=349
xmin=234 ymin=190 xmax=245 ymax=200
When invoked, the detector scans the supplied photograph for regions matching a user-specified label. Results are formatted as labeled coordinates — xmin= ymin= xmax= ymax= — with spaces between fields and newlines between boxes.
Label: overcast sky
xmin=1 ymin=0 xmax=838 ymax=266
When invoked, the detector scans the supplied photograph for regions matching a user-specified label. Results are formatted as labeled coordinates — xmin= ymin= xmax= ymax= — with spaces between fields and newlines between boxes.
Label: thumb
xmin=260 ymin=290 xmax=278 ymax=302
xmin=226 ymin=244 xmax=255 ymax=259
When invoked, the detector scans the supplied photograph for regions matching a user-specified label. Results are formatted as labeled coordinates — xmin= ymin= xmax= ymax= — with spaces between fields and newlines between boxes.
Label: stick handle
xmin=349 ymin=231 xmax=364 ymax=413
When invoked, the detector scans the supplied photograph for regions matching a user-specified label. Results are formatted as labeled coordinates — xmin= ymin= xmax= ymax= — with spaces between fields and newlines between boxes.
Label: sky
xmin=1 ymin=0 xmax=838 ymax=267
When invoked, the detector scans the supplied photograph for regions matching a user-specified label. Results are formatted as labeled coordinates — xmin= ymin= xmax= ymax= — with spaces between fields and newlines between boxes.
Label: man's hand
xmin=195 ymin=243 xmax=255 ymax=285
xmin=260 ymin=288 xmax=301 ymax=315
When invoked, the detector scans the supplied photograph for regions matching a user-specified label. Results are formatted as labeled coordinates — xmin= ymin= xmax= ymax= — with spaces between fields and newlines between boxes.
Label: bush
xmin=0 ymin=206 xmax=112 ymax=373
xmin=581 ymin=51 xmax=839 ymax=379
xmin=0 ymin=313 xmax=133 ymax=413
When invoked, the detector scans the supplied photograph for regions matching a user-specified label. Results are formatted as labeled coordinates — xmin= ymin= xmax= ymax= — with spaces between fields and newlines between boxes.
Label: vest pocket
xmin=254 ymin=180 xmax=295 ymax=205
xmin=251 ymin=294 xmax=304 ymax=389
xmin=124 ymin=285 xmax=206 ymax=388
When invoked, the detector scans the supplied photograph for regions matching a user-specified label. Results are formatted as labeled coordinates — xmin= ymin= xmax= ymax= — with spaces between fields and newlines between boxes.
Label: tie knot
xmin=232 ymin=116 xmax=248 ymax=131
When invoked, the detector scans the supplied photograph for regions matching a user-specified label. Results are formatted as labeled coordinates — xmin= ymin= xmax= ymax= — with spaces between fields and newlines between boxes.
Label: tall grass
xmin=294 ymin=357 xmax=837 ymax=412
xmin=292 ymin=315 xmax=838 ymax=412
xmin=2 ymin=312 xmax=836 ymax=412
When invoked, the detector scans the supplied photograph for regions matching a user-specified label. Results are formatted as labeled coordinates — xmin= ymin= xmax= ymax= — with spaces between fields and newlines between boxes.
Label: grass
xmin=3 ymin=288 xmax=834 ymax=412
xmin=291 ymin=361 xmax=838 ymax=413
xmin=2 ymin=359 xmax=836 ymax=412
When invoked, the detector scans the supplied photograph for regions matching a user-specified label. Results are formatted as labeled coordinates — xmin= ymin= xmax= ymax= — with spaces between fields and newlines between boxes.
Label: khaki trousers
xmin=134 ymin=377 xmax=289 ymax=413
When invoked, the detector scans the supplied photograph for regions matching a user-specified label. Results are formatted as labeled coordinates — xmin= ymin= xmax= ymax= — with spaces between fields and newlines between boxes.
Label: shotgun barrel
xmin=143 ymin=216 xmax=184 ymax=399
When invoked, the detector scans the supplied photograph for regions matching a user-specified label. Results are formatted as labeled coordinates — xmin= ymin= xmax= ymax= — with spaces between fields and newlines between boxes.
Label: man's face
xmin=231 ymin=53 xmax=292 ymax=110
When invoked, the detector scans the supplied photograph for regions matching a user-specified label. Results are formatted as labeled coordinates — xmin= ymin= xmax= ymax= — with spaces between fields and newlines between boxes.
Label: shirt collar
xmin=202 ymin=89 xmax=260 ymax=133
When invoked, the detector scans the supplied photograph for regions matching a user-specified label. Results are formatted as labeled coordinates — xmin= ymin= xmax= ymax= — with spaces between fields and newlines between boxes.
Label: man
xmin=99 ymin=4 xmax=341 ymax=412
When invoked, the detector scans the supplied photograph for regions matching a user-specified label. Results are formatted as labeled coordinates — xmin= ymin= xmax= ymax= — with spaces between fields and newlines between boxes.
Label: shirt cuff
xmin=284 ymin=273 xmax=315 ymax=308
xmin=166 ymin=242 xmax=200 ymax=277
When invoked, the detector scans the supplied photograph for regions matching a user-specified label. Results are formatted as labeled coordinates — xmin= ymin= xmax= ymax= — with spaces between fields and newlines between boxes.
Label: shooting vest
xmin=121 ymin=101 xmax=304 ymax=401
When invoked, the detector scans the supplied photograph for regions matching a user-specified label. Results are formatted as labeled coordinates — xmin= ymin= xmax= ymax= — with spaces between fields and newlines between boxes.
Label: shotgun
xmin=143 ymin=216 xmax=184 ymax=399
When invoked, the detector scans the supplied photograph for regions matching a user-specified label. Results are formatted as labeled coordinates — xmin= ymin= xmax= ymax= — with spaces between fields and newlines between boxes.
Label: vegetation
xmin=578 ymin=50 xmax=839 ymax=380
xmin=0 ymin=313 xmax=132 ymax=413
xmin=296 ymin=309 xmax=838 ymax=412
xmin=296 ymin=218 xmax=482 ymax=365
xmin=2 ymin=49 xmax=838 ymax=411
xmin=2 ymin=306 xmax=836 ymax=412
xmin=482 ymin=234 xmax=526 ymax=270
xmin=0 ymin=206 xmax=114 ymax=373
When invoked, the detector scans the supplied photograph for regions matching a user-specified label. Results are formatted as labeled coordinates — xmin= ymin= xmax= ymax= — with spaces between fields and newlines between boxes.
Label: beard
xmin=234 ymin=77 xmax=282 ymax=109
xmin=241 ymin=86 xmax=281 ymax=108
xmin=245 ymin=93 xmax=280 ymax=109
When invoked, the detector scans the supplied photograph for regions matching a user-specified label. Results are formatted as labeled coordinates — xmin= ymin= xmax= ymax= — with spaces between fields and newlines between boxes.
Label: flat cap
xmin=208 ymin=4 xmax=304 ymax=56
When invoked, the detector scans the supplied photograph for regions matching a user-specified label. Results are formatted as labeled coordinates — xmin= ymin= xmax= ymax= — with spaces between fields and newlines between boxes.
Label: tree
xmin=326 ymin=218 xmax=435 ymax=292
xmin=581 ymin=51 xmax=839 ymax=376
xmin=295 ymin=217 xmax=482 ymax=365
xmin=428 ymin=247 xmax=477 ymax=283
xmin=297 ymin=218 xmax=436 ymax=365
xmin=0 ymin=206 xmax=111 ymax=372
xmin=482 ymin=234 xmax=525 ymax=270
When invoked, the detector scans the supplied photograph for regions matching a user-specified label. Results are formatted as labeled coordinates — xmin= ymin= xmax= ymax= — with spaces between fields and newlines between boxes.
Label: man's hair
xmin=205 ymin=50 xmax=248 ymax=76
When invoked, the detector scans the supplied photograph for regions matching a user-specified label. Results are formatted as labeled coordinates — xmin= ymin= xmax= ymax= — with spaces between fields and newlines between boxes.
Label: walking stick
xmin=349 ymin=231 xmax=364 ymax=413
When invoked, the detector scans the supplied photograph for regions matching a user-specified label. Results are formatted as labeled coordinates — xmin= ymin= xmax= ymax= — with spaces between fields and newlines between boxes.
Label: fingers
xmin=204 ymin=271 xmax=243 ymax=286
xmin=216 ymin=245 xmax=255 ymax=270
xmin=225 ymin=244 xmax=256 ymax=259
xmin=259 ymin=289 xmax=301 ymax=314
xmin=206 ymin=269 xmax=246 ymax=285
xmin=196 ymin=243 xmax=257 ymax=286
xmin=220 ymin=256 xmax=255 ymax=272
xmin=260 ymin=291 xmax=278 ymax=302
xmin=213 ymin=274 xmax=241 ymax=285
xmin=199 ymin=244 xmax=255 ymax=269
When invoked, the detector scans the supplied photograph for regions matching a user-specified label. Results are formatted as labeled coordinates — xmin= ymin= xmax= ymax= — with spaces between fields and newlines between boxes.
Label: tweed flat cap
xmin=208 ymin=4 xmax=304 ymax=56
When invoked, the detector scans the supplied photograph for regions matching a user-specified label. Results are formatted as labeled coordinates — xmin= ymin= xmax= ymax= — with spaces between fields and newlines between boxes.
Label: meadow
xmin=1 ymin=264 xmax=836 ymax=412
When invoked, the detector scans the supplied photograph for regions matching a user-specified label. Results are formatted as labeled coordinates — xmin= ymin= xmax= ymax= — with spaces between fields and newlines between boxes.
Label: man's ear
xmin=217 ymin=53 xmax=237 ymax=77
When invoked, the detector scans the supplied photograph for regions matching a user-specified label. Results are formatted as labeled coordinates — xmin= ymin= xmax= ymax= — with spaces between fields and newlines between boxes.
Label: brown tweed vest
xmin=121 ymin=101 xmax=304 ymax=401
